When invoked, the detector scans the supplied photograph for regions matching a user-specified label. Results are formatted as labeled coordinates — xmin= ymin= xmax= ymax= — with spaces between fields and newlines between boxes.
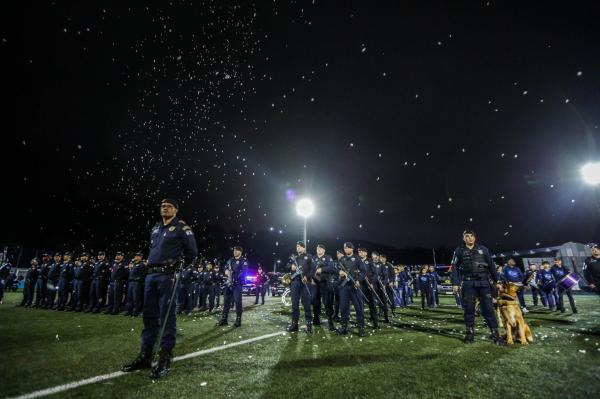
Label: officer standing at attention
xmin=124 ymin=252 xmax=146 ymax=317
xmin=336 ymin=242 xmax=366 ymax=337
xmin=583 ymin=244 xmax=600 ymax=296
xmin=217 ymin=246 xmax=247 ymax=327
xmin=177 ymin=262 xmax=195 ymax=316
xmin=45 ymin=253 xmax=62 ymax=309
xmin=33 ymin=253 xmax=50 ymax=308
xmin=451 ymin=230 xmax=504 ymax=345
xmin=358 ymin=247 xmax=380 ymax=329
xmin=314 ymin=245 xmax=338 ymax=330
xmin=254 ymin=266 xmax=269 ymax=305
xmin=18 ymin=258 xmax=39 ymax=307
xmin=311 ymin=244 xmax=333 ymax=325
xmin=285 ymin=242 xmax=315 ymax=333
xmin=56 ymin=252 xmax=74 ymax=311
xmin=551 ymin=257 xmax=578 ymax=313
xmin=73 ymin=252 xmax=94 ymax=312
xmin=106 ymin=252 xmax=128 ymax=315
xmin=87 ymin=252 xmax=110 ymax=313
xmin=122 ymin=198 xmax=197 ymax=379
xmin=381 ymin=255 xmax=397 ymax=314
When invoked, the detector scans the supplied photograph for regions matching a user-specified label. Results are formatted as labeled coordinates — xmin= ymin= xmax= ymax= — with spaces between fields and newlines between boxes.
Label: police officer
xmin=125 ymin=252 xmax=146 ymax=317
xmin=196 ymin=263 xmax=208 ymax=311
xmin=18 ymin=258 xmax=39 ymax=307
xmin=418 ymin=265 xmax=433 ymax=309
xmin=73 ymin=252 xmax=94 ymax=312
xmin=428 ymin=265 xmax=440 ymax=307
xmin=311 ymin=244 xmax=333 ymax=325
xmin=254 ymin=266 xmax=269 ymax=305
xmin=583 ymin=243 xmax=600 ymax=296
xmin=502 ymin=258 xmax=528 ymax=313
xmin=176 ymin=261 xmax=195 ymax=316
xmin=56 ymin=252 xmax=74 ymax=311
xmin=336 ymin=242 xmax=366 ymax=337
xmin=87 ymin=251 xmax=110 ymax=313
xmin=358 ymin=247 xmax=380 ymax=328
xmin=332 ymin=249 xmax=343 ymax=321
xmin=451 ymin=230 xmax=504 ymax=345
xmin=33 ymin=253 xmax=50 ymax=308
xmin=106 ymin=252 xmax=128 ymax=315
xmin=286 ymin=241 xmax=315 ymax=333
xmin=45 ymin=253 xmax=62 ymax=309
xmin=217 ymin=246 xmax=248 ymax=327
xmin=551 ymin=258 xmax=577 ymax=313
xmin=381 ymin=255 xmax=397 ymax=313
xmin=0 ymin=259 xmax=12 ymax=304
xmin=207 ymin=263 xmax=222 ymax=312
xmin=122 ymin=198 xmax=197 ymax=379
xmin=191 ymin=262 xmax=203 ymax=310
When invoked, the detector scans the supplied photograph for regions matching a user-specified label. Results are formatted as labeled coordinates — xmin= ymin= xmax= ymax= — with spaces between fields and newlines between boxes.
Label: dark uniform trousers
xmin=21 ymin=279 xmax=35 ymax=306
xmin=46 ymin=280 xmax=59 ymax=308
xmin=461 ymin=280 xmax=498 ymax=329
xmin=222 ymin=284 xmax=243 ymax=318
xmin=106 ymin=281 xmax=115 ymax=310
xmin=530 ymin=286 xmax=544 ymax=306
xmin=126 ymin=281 xmax=144 ymax=315
xmin=315 ymin=281 xmax=335 ymax=320
xmin=557 ymin=287 xmax=576 ymax=312
xmin=290 ymin=278 xmax=312 ymax=323
xmin=255 ymin=283 xmax=267 ymax=304
xmin=57 ymin=278 xmax=72 ymax=309
xmin=361 ymin=281 xmax=380 ymax=323
xmin=141 ymin=273 xmax=177 ymax=352
xmin=339 ymin=283 xmax=364 ymax=327
xmin=73 ymin=280 xmax=91 ymax=310
xmin=192 ymin=282 xmax=202 ymax=308
xmin=177 ymin=282 xmax=193 ymax=313
xmin=333 ymin=285 xmax=340 ymax=318
xmin=208 ymin=284 xmax=219 ymax=311
xmin=89 ymin=279 xmax=106 ymax=311
xmin=112 ymin=281 xmax=127 ymax=312
xmin=34 ymin=278 xmax=47 ymax=307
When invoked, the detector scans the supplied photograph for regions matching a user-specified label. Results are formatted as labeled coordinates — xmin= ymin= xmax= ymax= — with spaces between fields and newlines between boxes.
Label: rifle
xmin=375 ymin=273 xmax=396 ymax=317
xmin=338 ymin=261 xmax=368 ymax=302
xmin=290 ymin=255 xmax=312 ymax=299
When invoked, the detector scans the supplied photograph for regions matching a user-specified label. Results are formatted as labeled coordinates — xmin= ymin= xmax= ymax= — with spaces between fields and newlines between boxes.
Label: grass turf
xmin=1 ymin=291 xmax=599 ymax=398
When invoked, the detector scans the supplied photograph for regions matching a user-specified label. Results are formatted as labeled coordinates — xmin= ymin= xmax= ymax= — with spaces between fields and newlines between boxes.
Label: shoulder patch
xmin=179 ymin=220 xmax=188 ymax=225
xmin=183 ymin=226 xmax=191 ymax=231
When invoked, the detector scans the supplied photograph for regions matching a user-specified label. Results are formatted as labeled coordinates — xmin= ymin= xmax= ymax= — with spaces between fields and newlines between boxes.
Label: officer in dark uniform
xmin=18 ymin=258 xmax=39 ymax=307
xmin=195 ymin=263 xmax=207 ymax=311
xmin=125 ymin=252 xmax=146 ymax=317
xmin=33 ymin=253 xmax=50 ymax=308
xmin=372 ymin=251 xmax=391 ymax=322
xmin=332 ymin=249 xmax=343 ymax=321
xmin=0 ymin=260 xmax=12 ymax=305
xmin=106 ymin=252 xmax=128 ymax=314
xmin=122 ymin=198 xmax=197 ymax=379
xmin=380 ymin=254 xmax=397 ymax=314
xmin=358 ymin=247 xmax=381 ymax=328
xmin=285 ymin=241 xmax=315 ymax=333
xmin=217 ymin=246 xmax=247 ymax=327
xmin=73 ymin=252 xmax=94 ymax=311
xmin=177 ymin=262 xmax=195 ymax=316
xmin=451 ymin=230 xmax=504 ymax=345
xmin=208 ymin=263 xmax=222 ymax=312
xmin=583 ymin=244 xmax=600 ymax=296
xmin=311 ymin=244 xmax=332 ymax=325
xmin=56 ymin=252 xmax=74 ymax=311
xmin=428 ymin=265 xmax=440 ymax=307
xmin=551 ymin=257 xmax=578 ymax=313
xmin=336 ymin=242 xmax=367 ymax=337
xmin=254 ymin=266 xmax=269 ymax=305
xmin=45 ymin=253 xmax=62 ymax=309
xmin=88 ymin=251 xmax=110 ymax=313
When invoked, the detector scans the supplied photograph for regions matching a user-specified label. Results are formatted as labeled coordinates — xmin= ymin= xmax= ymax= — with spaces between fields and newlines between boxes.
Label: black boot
xmin=573 ymin=307 xmax=578 ymax=314
xmin=121 ymin=350 xmax=153 ymax=372
xmin=286 ymin=321 xmax=299 ymax=332
xmin=335 ymin=324 xmax=348 ymax=336
xmin=328 ymin=319 xmax=336 ymax=331
xmin=358 ymin=327 xmax=366 ymax=337
xmin=305 ymin=322 xmax=313 ymax=334
xmin=372 ymin=320 xmax=380 ymax=329
xmin=490 ymin=328 xmax=505 ymax=346
xmin=216 ymin=316 xmax=228 ymax=326
xmin=312 ymin=317 xmax=321 ymax=326
xmin=149 ymin=349 xmax=172 ymax=379
xmin=464 ymin=327 xmax=475 ymax=344
xmin=234 ymin=316 xmax=241 ymax=328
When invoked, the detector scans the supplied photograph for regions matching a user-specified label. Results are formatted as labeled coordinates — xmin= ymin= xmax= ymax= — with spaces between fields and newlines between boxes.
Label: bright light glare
xmin=296 ymin=198 xmax=314 ymax=218
xmin=581 ymin=162 xmax=600 ymax=185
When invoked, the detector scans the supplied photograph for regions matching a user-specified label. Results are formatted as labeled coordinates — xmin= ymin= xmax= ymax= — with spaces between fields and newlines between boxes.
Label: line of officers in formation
xmin=10 ymin=250 xmax=242 ymax=317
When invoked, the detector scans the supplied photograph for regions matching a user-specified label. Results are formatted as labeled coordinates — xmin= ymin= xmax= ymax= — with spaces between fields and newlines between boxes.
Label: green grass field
xmin=1 ymin=291 xmax=599 ymax=399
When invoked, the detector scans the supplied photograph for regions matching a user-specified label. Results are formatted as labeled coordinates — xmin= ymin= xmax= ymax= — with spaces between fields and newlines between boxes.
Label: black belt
xmin=463 ymin=275 xmax=487 ymax=281
xmin=147 ymin=266 xmax=174 ymax=275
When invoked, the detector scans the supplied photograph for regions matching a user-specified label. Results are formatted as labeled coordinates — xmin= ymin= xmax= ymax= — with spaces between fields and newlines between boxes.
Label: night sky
xmin=2 ymin=1 xmax=599 ymax=263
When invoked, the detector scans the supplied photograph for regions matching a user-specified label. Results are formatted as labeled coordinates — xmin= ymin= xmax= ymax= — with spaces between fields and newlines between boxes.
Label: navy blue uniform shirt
xmin=148 ymin=217 xmax=198 ymax=266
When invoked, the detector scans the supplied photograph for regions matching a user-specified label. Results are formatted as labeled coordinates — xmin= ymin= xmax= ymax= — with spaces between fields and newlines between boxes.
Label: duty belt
xmin=463 ymin=273 xmax=488 ymax=281
xmin=147 ymin=266 xmax=174 ymax=275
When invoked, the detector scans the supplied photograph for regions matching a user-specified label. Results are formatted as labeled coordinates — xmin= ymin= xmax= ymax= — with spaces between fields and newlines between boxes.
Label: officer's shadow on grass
xmin=395 ymin=311 xmax=464 ymax=326
xmin=389 ymin=320 xmax=463 ymax=341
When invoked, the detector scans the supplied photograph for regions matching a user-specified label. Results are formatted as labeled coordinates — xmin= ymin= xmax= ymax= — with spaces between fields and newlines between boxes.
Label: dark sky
xmin=1 ymin=1 xmax=599 ymax=261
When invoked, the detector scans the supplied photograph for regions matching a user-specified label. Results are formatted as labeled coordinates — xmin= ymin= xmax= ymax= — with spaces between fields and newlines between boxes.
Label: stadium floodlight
xmin=581 ymin=162 xmax=600 ymax=185
xmin=296 ymin=198 xmax=314 ymax=246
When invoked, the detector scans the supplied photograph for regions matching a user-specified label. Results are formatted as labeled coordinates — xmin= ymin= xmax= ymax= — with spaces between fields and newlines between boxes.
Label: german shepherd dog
xmin=496 ymin=282 xmax=533 ymax=345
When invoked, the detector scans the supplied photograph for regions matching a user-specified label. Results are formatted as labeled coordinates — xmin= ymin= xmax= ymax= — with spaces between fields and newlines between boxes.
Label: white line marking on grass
xmin=9 ymin=331 xmax=285 ymax=399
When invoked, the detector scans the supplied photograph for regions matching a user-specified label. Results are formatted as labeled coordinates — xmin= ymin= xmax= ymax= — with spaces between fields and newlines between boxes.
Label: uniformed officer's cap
xmin=115 ymin=251 xmax=124 ymax=256
xmin=343 ymin=242 xmax=354 ymax=249
xmin=371 ymin=251 xmax=379 ymax=256
xmin=98 ymin=251 xmax=106 ymax=256
xmin=81 ymin=252 xmax=90 ymax=257
xmin=358 ymin=247 xmax=368 ymax=253
xmin=135 ymin=251 xmax=143 ymax=257
xmin=463 ymin=229 xmax=476 ymax=236
xmin=54 ymin=252 xmax=62 ymax=257
xmin=42 ymin=252 xmax=50 ymax=257
xmin=591 ymin=243 xmax=599 ymax=249
xmin=64 ymin=252 xmax=73 ymax=257
xmin=336 ymin=249 xmax=344 ymax=254
xmin=316 ymin=243 xmax=326 ymax=250
xmin=161 ymin=198 xmax=179 ymax=209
